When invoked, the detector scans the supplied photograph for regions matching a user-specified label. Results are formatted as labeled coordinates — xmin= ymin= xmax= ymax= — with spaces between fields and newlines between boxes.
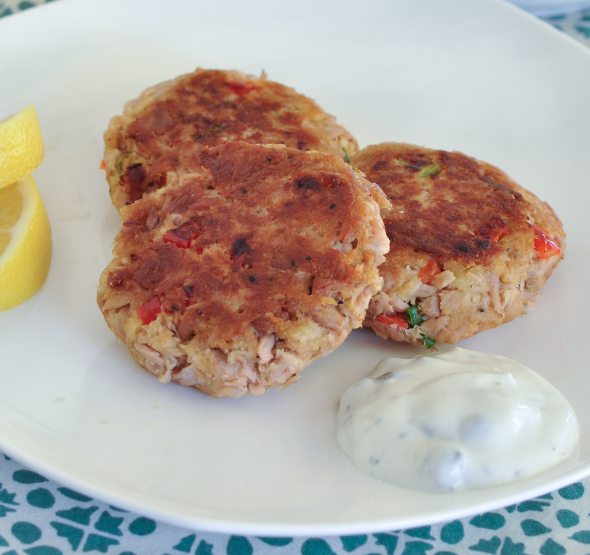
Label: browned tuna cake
xmin=104 ymin=68 xmax=358 ymax=211
xmin=351 ymin=142 xmax=564 ymax=348
xmin=97 ymin=141 xmax=389 ymax=398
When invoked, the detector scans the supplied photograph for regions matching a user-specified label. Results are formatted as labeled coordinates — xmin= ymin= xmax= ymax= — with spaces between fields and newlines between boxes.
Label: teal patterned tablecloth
xmin=3 ymin=1 xmax=590 ymax=554
xmin=0 ymin=452 xmax=590 ymax=555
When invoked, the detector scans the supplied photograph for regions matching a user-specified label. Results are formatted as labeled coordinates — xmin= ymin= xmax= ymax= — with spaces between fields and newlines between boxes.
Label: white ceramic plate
xmin=1 ymin=0 xmax=590 ymax=536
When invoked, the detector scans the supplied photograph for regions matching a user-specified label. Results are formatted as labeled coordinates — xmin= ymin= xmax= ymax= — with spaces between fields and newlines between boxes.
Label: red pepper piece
xmin=143 ymin=296 xmax=161 ymax=312
xmin=227 ymin=81 xmax=255 ymax=96
xmin=99 ymin=159 xmax=106 ymax=170
xmin=532 ymin=225 xmax=560 ymax=259
xmin=418 ymin=260 xmax=440 ymax=283
xmin=137 ymin=296 xmax=162 ymax=325
xmin=477 ymin=217 xmax=508 ymax=244
xmin=163 ymin=218 xmax=201 ymax=249
xmin=161 ymin=286 xmax=194 ymax=313
xmin=375 ymin=312 xmax=409 ymax=329
xmin=488 ymin=217 xmax=508 ymax=243
xmin=163 ymin=230 xmax=190 ymax=248
xmin=488 ymin=227 xmax=508 ymax=243
xmin=229 ymin=252 xmax=248 ymax=267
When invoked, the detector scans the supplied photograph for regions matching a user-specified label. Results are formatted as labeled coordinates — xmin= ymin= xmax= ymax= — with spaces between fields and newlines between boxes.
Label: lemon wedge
xmin=0 ymin=175 xmax=52 ymax=311
xmin=0 ymin=104 xmax=45 ymax=188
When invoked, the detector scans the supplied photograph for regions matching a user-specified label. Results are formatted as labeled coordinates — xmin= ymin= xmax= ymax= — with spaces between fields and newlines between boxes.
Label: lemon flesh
xmin=0 ymin=175 xmax=52 ymax=311
xmin=0 ymin=105 xmax=45 ymax=188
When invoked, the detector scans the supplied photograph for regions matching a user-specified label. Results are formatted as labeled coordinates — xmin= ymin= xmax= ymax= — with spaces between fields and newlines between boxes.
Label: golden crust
xmin=98 ymin=142 xmax=389 ymax=397
xmin=104 ymin=68 xmax=358 ymax=210
xmin=352 ymin=142 xmax=565 ymax=347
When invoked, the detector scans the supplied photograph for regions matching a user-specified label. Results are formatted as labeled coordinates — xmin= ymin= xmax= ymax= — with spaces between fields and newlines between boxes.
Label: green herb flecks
xmin=116 ymin=155 xmax=124 ymax=175
xmin=192 ymin=133 xmax=203 ymax=141
xmin=393 ymin=158 xmax=408 ymax=167
xmin=341 ymin=147 xmax=351 ymax=164
xmin=208 ymin=124 xmax=225 ymax=135
xmin=406 ymin=305 xmax=425 ymax=327
xmin=421 ymin=334 xmax=436 ymax=349
xmin=420 ymin=164 xmax=440 ymax=178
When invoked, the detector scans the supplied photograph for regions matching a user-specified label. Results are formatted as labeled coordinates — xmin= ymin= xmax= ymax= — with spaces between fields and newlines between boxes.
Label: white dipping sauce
xmin=337 ymin=348 xmax=579 ymax=493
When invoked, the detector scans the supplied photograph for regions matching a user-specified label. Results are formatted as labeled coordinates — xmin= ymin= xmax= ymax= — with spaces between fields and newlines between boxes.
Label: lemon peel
xmin=0 ymin=104 xmax=45 ymax=188
xmin=0 ymin=175 xmax=52 ymax=311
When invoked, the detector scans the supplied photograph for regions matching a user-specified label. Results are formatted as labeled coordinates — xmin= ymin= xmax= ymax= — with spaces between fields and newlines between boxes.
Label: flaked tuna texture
xmin=104 ymin=68 xmax=358 ymax=211
xmin=352 ymin=142 xmax=564 ymax=348
xmin=98 ymin=142 xmax=389 ymax=398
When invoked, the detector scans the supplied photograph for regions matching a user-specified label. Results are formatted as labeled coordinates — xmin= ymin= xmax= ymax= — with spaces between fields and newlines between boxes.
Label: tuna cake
xmin=97 ymin=141 xmax=389 ymax=398
xmin=104 ymin=68 xmax=358 ymax=211
xmin=351 ymin=142 xmax=564 ymax=348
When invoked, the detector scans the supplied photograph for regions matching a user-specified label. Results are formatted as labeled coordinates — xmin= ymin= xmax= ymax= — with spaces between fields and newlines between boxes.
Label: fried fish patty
xmin=104 ymin=68 xmax=358 ymax=211
xmin=97 ymin=142 xmax=389 ymax=398
xmin=351 ymin=143 xmax=564 ymax=348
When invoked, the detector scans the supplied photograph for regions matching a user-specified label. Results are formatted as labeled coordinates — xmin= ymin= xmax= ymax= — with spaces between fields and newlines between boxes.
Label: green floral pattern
xmin=3 ymin=1 xmax=590 ymax=553
xmin=545 ymin=8 xmax=590 ymax=45
xmin=0 ymin=0 xmax=54 ymax=18
xmin=1 ymin=453 xmax=590 ymax=555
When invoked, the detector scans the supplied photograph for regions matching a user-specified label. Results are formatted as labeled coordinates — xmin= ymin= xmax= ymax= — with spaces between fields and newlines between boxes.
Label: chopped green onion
xmin=116 ymin=156 xmax=124 ymax=175
xmin=421 ymin=334 xmax=436 ymax=349
xmin=341 ymin=147 xmax=351 ymax=163
xmin=393 ymin=158 xmax=407 ymax=167
xmin=406 ymin=305 xmax=425 ymax=327
xmin=421 ymin=164 xmax=440 ymax=177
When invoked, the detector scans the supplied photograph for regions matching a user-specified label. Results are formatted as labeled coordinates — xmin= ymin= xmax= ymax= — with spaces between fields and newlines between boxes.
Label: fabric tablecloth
xmin=2 ymin=1 xmax=590 ymax=553
xmin=1 ymin=452 xmax=590 ymax=554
